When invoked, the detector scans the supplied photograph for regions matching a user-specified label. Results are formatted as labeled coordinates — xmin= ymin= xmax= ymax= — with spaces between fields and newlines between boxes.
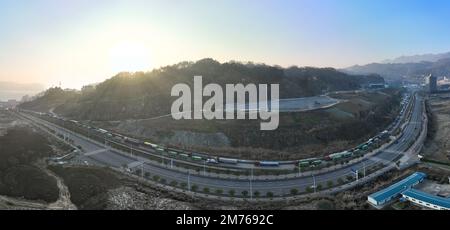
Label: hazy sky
xmin=1 ymin=0 xmax=450 ymax=89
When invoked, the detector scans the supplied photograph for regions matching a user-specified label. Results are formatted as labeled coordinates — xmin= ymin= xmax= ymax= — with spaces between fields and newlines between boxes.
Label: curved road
xmin=15 ymin=91 xmax=424 ymax=197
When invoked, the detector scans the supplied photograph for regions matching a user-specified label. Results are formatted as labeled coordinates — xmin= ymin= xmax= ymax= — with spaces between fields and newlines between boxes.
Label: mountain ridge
xmin=19 ymin=58 xmax=384 ymax=121
xmin=344 ymin=52 xmax=450 ymax=82
xmin=381 ymin=51 xmax=450 ymax=64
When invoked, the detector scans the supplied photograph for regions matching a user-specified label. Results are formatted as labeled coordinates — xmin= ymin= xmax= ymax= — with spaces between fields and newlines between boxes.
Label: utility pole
xmin=313 ymin=174 xmax=316 ymax=193
xmin=363 ymin=162 xmax=366 ymax=178
xmin=141 ymin=162 xmax=144 ymax=178
xmin=130 ymin=144 xmax=133 ymax=157
xmin=250 ymin=168 xmax=253 ymax=200
xmin=203 ymin=161 xmax=206 ymax=176
xmin=188 ymin=171 xmax=191 ymax=192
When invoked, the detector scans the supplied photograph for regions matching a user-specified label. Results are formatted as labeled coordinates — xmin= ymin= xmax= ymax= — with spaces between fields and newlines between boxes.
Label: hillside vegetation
xmin=0 ymin=126 xmax=59 ymax=202
xmin=103 ymin=89 xmax=402 ymax=160
xmin=20 ymin=58 xmax=384 ymax=121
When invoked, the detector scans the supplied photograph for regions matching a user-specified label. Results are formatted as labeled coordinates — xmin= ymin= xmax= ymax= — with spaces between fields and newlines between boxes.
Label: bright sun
xmin=109 ymin=41 xmax=152 ymax=73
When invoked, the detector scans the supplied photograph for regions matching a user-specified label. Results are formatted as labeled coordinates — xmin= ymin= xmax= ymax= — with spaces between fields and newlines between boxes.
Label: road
xmin=14 ymin=91 xmax=425 ymax=197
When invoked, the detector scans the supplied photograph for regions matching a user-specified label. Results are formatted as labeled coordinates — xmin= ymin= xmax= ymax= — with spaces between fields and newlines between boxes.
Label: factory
xmin=367 ymin=172 xmax=426 ymax=208
xmin=428 ymin=74 xmax=438 ymax=92
xmin=368 ymin=172 xmax=450 ymax=210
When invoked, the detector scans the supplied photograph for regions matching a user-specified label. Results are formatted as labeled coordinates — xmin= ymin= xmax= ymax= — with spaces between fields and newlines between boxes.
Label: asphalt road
xmin=15 ymin=91 xmax=424 ymax=196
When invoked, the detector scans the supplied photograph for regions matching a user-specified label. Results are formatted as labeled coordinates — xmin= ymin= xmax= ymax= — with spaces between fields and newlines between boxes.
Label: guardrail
xmin=10 ymin=93 xmax=424 ymax=201
xmin=15 ymin=93 xmax=415 ymax=181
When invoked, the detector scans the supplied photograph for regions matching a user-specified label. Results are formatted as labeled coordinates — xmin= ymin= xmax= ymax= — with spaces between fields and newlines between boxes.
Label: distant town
xmin=0 ymin=99 xmax=19 ymax=109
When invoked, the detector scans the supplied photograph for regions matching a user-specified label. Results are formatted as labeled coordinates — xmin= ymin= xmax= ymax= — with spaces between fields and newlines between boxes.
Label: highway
xmin=14 ymin=90 xmax=425 ymax=197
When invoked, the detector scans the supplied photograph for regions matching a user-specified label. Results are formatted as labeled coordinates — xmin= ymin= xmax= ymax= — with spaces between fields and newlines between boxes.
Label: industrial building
xmin=401 ymin=189 xmax=450 ymax=210
xmin=367 ymin=172 xmax=426 ymax=207
xmin=429 ymin=74 xmax=438 ymax=92
xmin=368 ymin=171 xmax=450 ymax=210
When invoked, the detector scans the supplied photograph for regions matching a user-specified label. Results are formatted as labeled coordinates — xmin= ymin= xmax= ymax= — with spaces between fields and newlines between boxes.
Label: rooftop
xmin=368 ymin=172 xmax=426 ymax=203
xmin=402 ymin=189 xmax=450 ymax=209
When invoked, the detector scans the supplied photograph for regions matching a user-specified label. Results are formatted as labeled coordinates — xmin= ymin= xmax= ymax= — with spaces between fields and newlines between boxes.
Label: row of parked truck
xmin=24 ymin=98 xmax=404 ymax=169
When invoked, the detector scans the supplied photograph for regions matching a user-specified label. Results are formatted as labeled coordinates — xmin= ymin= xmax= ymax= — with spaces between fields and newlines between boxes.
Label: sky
xmin=1 ymin=0 xmax=450 ymax=89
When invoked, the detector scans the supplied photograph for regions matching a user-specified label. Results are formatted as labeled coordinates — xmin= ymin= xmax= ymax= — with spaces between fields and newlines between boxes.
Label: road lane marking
xmin=84 ymin=149 xmax=108 ymax=156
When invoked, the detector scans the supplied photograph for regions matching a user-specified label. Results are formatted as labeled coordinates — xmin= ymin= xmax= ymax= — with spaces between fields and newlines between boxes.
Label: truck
xmin=312 ymin=160 xmax=323 ymax=166
xmin=380 ymin=130 xmax=390 ymax=139
xmin=179 ymin=153 xmax=190 ymax=159
xmin=155 ymin=147 xmax=165 ymax=153
xmin=125 ymin=137 xmax=142 ymax=145
xmin=328 ymin=151 xmax=352 ymax=161
xmin=299 ymin=161 xmax=310 ymax=168
xmin=358 ymin=144 xmax=369 ymax=151
xmin=206 ymin=158 xmax=219 ymax=164
xmin=97 ymin=128 xmax=108 ymax=134
xmin=218 ymin=157 xmax=238 ymax=164
xmin=143 ymin=142 xmax=158 ymax=148
xmin=191 ymin=156 xmax=203 ymax=161
xmin=255 ymin=161 xmax=280 ymax=167
xmin=298 ymin=158 xmax=319 ymax=168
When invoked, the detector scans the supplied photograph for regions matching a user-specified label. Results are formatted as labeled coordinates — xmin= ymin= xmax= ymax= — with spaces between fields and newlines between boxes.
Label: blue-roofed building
xmin=367 ymin=172 xmax=426 ymax=208
xmin=401 ymin=189 xmax=450 ymax=210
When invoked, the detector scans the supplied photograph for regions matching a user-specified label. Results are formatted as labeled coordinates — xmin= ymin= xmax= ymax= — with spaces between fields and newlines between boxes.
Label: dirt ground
xmin=0 ymin=110 xmax=216 ymax=210
xmin=423 ymin=93 xmax=450 ymax=163
xmin=1 ymin=108 xmax=440 ymax=210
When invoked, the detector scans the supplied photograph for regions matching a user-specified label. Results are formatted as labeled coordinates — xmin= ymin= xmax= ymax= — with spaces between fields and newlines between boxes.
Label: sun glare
xmin=109 ymin=41 xmax=153 ymax=74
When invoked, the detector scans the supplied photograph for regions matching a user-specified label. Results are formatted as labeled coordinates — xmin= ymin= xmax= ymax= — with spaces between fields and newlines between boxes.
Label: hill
xmin=19 ymin=87 xmax=79 ymax=113
xmin=381 ymin=51 xmax=450 ymax=64
xmin=20 ymin=59 xmax=384 ymax=121
xmin=344 ymin=52 xmax=450 ymax=83
xmin=344 ymin=62 xmax=432 ymax=83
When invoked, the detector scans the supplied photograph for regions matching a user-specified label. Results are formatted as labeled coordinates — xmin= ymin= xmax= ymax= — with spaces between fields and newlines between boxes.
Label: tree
xmin=305 ymin=187 xmax=313 ymax=193
xmin=266 ymin=192 xmax=274 ymax=198
xmin=290 ymin=188 xmax=298 ymax=196
xmin=170 ymin=181 xmax=178 ymax=187
xmin=215 ymin=189 xmax=223 ymax=195
xmin=135 ymin=169 xmax=142 ymax=175
xmin=337 ymin=178 xmax=344 ymax=185
xmin=144 ymin=172 xmax=151 ymax=178
xmin=228 ymin=189 xmax=236 ymax=197
xmin=180 ymin=182 xmax=187 ymax=189
xmin=327 ymin=180 xmax=334 ymax=188
xmin=316 ymin=184 xmax=323 ymax=191
xmin=242 ymin=190 xmax=248 ymax=197
xmin=203 ymin=187 xmax=210 ymax=193
xmin=152 ymin=175 xmax=160 ymax=182
xmin=191 ymin=184 xmax=198 ymax=192
xmin=254 ymin=191 xmax=260 ymax=197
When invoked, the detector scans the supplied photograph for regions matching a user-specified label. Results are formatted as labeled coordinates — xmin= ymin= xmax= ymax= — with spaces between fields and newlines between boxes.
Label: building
xmin=368 ymin=83 xmax=387 ymax=89
xmin=0 ymin=99 xmax=19 ymax=109
xmin=401 ymin=189 xmax=450 ymax=210
xmin=429 ymin=74 xmax=438 ymax=92
xmin=367 ymin=172 xmax=426 ymax=208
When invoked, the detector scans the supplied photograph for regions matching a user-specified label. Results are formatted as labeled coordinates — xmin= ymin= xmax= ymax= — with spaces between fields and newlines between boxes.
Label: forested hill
xmin=20 ymin=58 xmax=384 ymax=120
xmin=343 ymin=57 xmax=450 ymax=83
